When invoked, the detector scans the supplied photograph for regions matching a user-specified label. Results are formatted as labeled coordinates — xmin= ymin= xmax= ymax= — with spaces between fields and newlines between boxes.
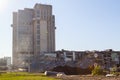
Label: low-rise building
xmin=0 ymin=57 xmax=11 ymax=70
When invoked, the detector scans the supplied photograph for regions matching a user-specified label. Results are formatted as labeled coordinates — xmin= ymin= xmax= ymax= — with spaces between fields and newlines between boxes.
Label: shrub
xmin=92 ymin=65 xmax=104 ymax=75
xmin=110 ymin=66 xmax=119 ymax=76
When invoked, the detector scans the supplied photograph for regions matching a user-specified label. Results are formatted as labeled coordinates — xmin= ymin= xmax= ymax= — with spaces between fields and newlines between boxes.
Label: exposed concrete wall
xmin=40 ymin=20 xmax=48 ymax=52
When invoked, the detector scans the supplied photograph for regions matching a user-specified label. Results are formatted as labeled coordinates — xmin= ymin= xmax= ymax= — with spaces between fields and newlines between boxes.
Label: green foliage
xmin=0 ymin=72 xmax=60 ymax=80
xmin=110 ymin=66 xmax=118 ymax=75
xmin=92 ymin=65 xmax=104 ymax=75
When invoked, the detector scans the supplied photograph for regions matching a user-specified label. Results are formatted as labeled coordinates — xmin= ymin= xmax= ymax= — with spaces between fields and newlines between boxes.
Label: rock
xmin=106 ymin=74 xmax=116 ymax=77
xmin=57 ymin=72 xmax=66 ymax=78
xmin=44 ymin=71 xmax=58 ymax=76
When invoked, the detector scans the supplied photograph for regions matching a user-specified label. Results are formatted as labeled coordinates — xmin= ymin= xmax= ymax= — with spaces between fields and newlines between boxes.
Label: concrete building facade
xmin=12 ymin=3 xmax=56 ymax=67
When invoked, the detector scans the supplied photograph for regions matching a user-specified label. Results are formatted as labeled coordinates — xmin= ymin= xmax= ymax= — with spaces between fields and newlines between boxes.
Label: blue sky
xmin=0 ymin=0 xmax=120 ymax=57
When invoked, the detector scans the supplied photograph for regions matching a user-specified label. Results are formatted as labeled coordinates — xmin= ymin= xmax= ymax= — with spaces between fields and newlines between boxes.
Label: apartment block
xmin=12 ymin=3 xmax=56 ymax=67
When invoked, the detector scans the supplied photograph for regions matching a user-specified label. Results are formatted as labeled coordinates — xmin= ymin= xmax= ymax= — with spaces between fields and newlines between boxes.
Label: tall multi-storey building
xmin=12 ymin=3 xmax=56 ymax=67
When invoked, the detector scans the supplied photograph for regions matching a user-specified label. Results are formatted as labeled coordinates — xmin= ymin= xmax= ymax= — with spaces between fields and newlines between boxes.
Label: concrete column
xmin=64 ymin=52 xmax=66 ymax=61
xmin=73 ymin=52 xmax=76 ymax=61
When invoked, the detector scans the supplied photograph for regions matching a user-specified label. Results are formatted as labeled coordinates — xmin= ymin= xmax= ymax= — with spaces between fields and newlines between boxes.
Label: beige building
xmin=12 ymin=3 xmax=56 ymax=67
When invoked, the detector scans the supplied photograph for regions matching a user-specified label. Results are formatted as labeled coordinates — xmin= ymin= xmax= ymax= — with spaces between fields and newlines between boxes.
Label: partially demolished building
xmin=28 ymin=49 xmax=120 ymax=72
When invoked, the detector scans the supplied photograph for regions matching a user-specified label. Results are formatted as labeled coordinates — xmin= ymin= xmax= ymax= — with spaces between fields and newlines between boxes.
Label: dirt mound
xmin=52 ymin=65 xmax=93 ymax=75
